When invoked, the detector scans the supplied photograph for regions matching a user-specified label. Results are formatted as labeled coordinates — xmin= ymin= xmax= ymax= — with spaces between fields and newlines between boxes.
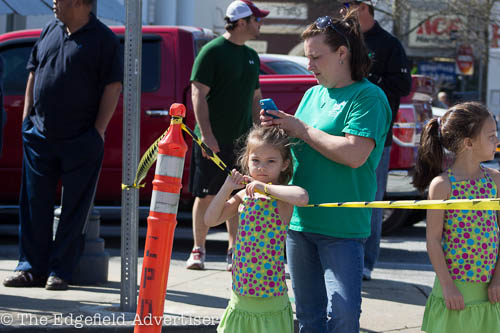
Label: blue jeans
xmin=364 ymin=146 xmax=391 ymax=271
xmin=286 ymin=230 xmax=364 ymax=333
xmin=16 ymin=119 xmax=103 ymax=281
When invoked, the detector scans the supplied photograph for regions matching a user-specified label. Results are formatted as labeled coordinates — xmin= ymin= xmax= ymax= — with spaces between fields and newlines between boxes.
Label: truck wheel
xmin=381 ymin=208 xmax=411 ymax=235
xmin=404 ymin=210 xmax=426 ymax=227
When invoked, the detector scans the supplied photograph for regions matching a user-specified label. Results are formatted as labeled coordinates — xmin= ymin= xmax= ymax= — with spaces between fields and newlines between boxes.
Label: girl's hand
xmin=224 ymin=169 xmax=246 ymax=191
xmin=442 ymin=283 xmax=465 ymax=310
xmin=245 ymin=178 xmax=264 ymax=198
xmin=488 ymin=278 xmax=500 ymax=304
xmin=259 ymin=109 xmax=307 ymax=139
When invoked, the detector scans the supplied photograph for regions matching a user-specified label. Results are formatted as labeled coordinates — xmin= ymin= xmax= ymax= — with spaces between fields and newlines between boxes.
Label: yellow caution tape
xmin=181 ymin=124 xmax=232 ymax=175
xmin=185 ymin=128 xmax=500 ymax=210
xmin=121 ymin=116 xmax=197 ymax=191
xmin=171 ymin=117 xmax=183 ymax=125
xmin=121 ymin=183 xmax=146 ymax=190
xmin=121 ymin=127 xmax=170 ymax=191
xmin=305 ymin=198 xmax=500 ymax=210
xmin=124 ymin=118 xmax=500 ymax=210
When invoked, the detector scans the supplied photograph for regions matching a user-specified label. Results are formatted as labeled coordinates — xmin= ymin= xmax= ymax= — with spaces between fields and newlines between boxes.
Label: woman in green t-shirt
xmin=260 ymin=9 xmax=391 ymax=333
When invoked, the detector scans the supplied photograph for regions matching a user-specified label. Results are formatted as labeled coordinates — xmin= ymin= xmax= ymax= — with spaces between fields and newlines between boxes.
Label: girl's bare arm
xmin=245 ymin=180 xmax=309 ymax=207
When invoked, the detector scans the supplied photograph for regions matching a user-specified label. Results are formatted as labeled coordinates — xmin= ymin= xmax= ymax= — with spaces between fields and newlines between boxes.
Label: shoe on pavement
xmin=3 ymin=271 xmax=47 ymax=288
xmin=226 ymin=248 xmax=233 ymax=272
xmin=45 ymin=276 xmax=68 ymax=290
xmin=362 ymin=267 xmax=372 ymax=281
xmin=186 ymin=247 xmax=206 ymax=270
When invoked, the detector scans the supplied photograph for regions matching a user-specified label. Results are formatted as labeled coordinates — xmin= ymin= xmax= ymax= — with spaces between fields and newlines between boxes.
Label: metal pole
xmin=121 ymin=0 xmax=142 ymax=312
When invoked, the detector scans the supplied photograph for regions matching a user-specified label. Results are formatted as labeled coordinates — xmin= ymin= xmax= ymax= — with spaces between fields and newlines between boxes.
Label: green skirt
xmin=422 ymin=278 xmax=500 ymax=333
xmin=217 ymin=290 xmax=294 ymax=333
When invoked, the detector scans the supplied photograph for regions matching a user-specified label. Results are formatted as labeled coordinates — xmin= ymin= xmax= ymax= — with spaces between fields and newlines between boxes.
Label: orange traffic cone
xmin=134 ymin=103 xmax=188 ymax=332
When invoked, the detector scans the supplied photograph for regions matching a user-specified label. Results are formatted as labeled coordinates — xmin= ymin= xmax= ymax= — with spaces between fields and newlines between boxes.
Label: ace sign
xmin=456 ymin=44 xmax=474 ymax=75
xmin=409 ymin=11 xmax=464 ymax=48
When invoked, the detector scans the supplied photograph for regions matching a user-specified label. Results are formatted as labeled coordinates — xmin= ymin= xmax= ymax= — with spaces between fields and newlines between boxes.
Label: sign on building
xmin=417 ymin=61 xmax=456 ymax=86
xmin=409 ymin=11 xmax=464 ymax=48
xmin=254 ymin=2 xmax=308 ymax=20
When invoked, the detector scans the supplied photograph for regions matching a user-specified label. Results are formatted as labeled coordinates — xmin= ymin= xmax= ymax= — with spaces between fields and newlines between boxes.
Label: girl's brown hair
xmin=301 ymin=8 xmax=371 ymax=81
xmin=412 ymin=102 xmax=493 ymax=192
xmin=237 ymin=125 xmax=293 ymax=185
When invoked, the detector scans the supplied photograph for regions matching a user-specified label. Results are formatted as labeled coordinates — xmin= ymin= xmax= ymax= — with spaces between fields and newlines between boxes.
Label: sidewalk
xmin=0 ymin=229 xmax=434 ymax=332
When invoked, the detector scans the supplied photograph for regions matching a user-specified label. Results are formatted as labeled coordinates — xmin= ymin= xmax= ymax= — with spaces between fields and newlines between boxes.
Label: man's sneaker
xmin=362 ymin=267 xmax=372 ymax=281
xmin=226 ymin=248 xmax=233 ymax=272
xmin=186 ymin=247 xmax=206 ymax=270
xmin=3 ymin=271 xmax=47 ymax=288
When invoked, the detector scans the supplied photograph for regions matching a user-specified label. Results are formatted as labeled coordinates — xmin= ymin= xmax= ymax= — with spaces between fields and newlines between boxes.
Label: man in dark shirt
xmin=342 ymin=0 xmax=412 ymax=281
xmin=3 ymin=0 xmax=122 ymax=290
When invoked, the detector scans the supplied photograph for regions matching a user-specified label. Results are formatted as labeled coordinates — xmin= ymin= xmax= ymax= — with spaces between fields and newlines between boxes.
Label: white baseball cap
xmin=226 ymin=0 xmax=270 ymax=22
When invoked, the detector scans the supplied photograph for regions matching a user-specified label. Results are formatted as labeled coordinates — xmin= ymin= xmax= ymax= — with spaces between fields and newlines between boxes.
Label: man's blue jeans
xmin=286 ymin=229 xmax=364 ymax=333
xmin=364 ymin=146 xmax=391 ymax=271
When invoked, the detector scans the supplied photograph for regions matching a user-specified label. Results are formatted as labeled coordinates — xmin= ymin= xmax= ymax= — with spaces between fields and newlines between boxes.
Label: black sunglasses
xmin=343 ymin=1 xmax=361 ymax=8
xmin=315 ymin=16 xmax=351 ymax=52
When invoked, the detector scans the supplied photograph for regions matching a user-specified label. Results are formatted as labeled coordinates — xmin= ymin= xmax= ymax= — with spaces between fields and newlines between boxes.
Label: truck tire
xmin=404 ymin=210 xmax=426 ymax=227
xmin=381 ymin=208 xmax=411 ymax=235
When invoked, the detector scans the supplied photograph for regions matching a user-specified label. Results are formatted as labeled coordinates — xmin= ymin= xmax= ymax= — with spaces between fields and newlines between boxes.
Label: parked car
xmin=0 ymin=27 xmax=433 ymax=235
xmin=259 ymin=53 xmax=310 ymax=75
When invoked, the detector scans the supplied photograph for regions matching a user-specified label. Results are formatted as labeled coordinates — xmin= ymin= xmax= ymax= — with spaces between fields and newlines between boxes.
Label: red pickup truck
xmin=0 ymin=26 xmax=316 ymax=208
xmin=0 ymin=26 xmax=432 ymax=233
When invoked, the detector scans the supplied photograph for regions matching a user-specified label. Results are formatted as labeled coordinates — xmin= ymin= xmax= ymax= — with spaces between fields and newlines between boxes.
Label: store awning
xmin=0 ymin=0 xmax=125 ymax=23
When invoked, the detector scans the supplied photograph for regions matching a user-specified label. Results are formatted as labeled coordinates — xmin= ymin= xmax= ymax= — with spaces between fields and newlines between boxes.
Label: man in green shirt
xmin=186 ymin=1 xmax=268 ymax=271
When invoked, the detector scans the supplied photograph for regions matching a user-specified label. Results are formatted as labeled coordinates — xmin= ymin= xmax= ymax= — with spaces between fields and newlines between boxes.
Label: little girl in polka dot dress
xmin=205 ymin=125 xmax=309 ymax=333
xmin=413 ymin=102 xmax=500 ymax=332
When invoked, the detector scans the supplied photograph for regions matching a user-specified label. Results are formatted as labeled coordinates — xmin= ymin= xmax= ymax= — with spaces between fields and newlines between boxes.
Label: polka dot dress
xmin=443 ymin=167 xmax=499 ymax=283
xmin=232 ymin=196 xmax=289 ymax=298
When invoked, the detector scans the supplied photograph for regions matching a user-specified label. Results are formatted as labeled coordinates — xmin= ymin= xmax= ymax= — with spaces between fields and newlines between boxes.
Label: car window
xmin=119 ymin=38 xmax=161 ymax=92
xmin=194 ymin=38 xmax=212 ymax=56
xmin=0 ymin=43 xmax=32 ymax=95
xmin=263 ymin=61 xmax=310 ymax=75
xmin=0 ymin=38 xmax=162 ymax=95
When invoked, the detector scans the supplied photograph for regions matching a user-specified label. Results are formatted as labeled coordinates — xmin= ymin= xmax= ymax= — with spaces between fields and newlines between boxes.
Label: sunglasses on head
xmin=314 ymin=16 xmax=351 ymax=52
xmin=343 ymin=1 xmax=361 ymax=8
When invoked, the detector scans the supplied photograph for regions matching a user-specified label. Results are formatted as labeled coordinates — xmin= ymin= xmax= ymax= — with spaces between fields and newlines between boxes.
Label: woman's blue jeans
xmin=287 ymin=229 xmax=364 ymax=333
